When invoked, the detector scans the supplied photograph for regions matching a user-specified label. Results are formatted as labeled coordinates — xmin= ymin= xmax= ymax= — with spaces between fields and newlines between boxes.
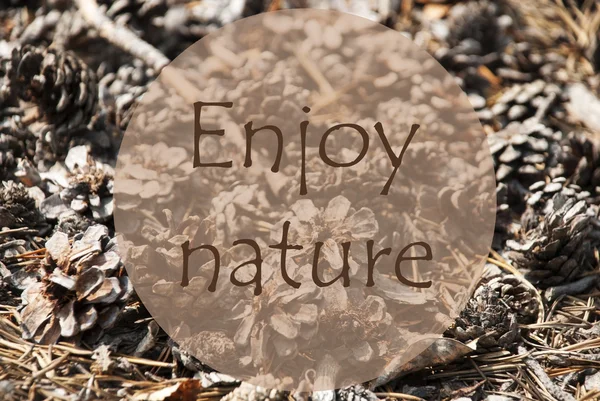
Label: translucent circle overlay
xmin=114 ymin=10 xmax=496 ymax=391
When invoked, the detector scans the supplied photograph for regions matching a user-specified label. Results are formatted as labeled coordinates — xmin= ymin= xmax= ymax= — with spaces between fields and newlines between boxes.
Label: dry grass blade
xmin=373 ymin=392 xmax=425 ymax=401
xmin=0 ymin=310 xmax=232 ymax=400
xmin=521 ymin=346 xmax=576 ymax=401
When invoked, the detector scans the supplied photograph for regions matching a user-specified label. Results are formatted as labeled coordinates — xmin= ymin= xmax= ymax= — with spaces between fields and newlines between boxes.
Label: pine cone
xmin=521 ymin=178 xmax=591 ymax=232
xmin=499 ymin=42 xmax=567 ymax=84
xmin=55 ymin=209 xmax=93 ymax=236
xmin=446 ymin=1 xmax=502 ymax=55
xmin=446 ymin=275 xmax=529 ymax=350
xmin=0 ymin=181 xmax=46 ymax=261
xmin=61 ymin=160 xmax=113 ymax=222
xmin=507 ymin=192 xmax=600 ymax=287
xmin=0 ymin=141 xmax=17 ymax=178
xmin=489 ymin=119 xmax=562 ymax=206
xmin=434 ymin=0 xmax=508 ymax=89
xmin=337 ymin=385 xmax=379 ymax=401
xmin=3 ymin=45 xmax=97 ymax=142
xmin=556 ymin=132 xmax=600 ymax=194
xmin=0 ymin=180 xmax=45 ymax=229
xmin=39 ymin=145 xmax=114 ymax=223
xmin=487 ymin=275 xmax=540 ymax=323
xmin=438 ymin=20 xmax=567 ymax=97
xmin=19 ymin=225 xmax=132 ymax=344
xmin=0 ymin=128 xmax=21 ymax=179
xmin=98 ymin=61 xmax=153 ymax=131
xmin=485 ymin=80 xmax=561 ymax=129
xmin=0 ymin=118 xmax=38 ymax=181
xmin=97 ymin=0 xmax=205 ymax=59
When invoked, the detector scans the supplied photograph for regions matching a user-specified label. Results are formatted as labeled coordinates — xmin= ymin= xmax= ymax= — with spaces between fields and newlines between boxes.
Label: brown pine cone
xmin=446 ymin=276 xmax=526 ymax=350
xmin=55 ymin=210 xmax=93 ymax=236
xmin=507 ymin=192 xmax=600 ymax=287
xmin=486 ymin=80 xmax=561 ymax=129
xmin=39 ymin=145 xmax=114 ymax=223
xmin=487 ymin=275 xmax=540 ymax=323
xmin=434 ymin=0 xmax=509 ymax=83
xmin=0 ymin=118 xmax=38 ymax=180
xmin=2 ymin=45 xmax=97 ymax=147
xmin=0 ymin=141 xmax=17 ymax=178
xmin=18 ymin=225 xmax=132 ymax=344
xmin=499 ymin=41 xmax=568 ymax=83
xmin=556 ymin=132 xmax=600 ymax=194
xmin=446 ymin=0 xmax=502 ymax=55
xmin=0 ymin=129 xmax=20 ymax=179
xmin=98 ymin=61 xmax=153 ymax=131
xmin=0 ymin=181 xmax=46 ymax=262
xmin=521 ymin=178 xmax=591 ymax=232
xmin=489 ymin=119 xmax=563 ymax=206
xmin=0 ymin=180 xmax=45 ymax=229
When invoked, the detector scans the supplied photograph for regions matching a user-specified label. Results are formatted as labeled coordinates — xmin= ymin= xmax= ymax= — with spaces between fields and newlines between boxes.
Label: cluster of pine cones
xmin=2 ymin=0 xmax=600 ymax=400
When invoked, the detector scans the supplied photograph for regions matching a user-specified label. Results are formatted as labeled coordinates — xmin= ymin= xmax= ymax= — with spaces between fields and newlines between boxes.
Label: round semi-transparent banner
xmin=114 ymin=9 xmax=496 ymax=391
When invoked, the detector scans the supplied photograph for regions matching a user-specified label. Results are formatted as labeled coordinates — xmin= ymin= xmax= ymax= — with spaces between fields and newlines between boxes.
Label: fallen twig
xmin=521 ymin=346 xmax=576 ymax=401
xmin=74 ymin=0 xmax=169 ymax=71
xmin=545 ymin=276 xmax=600 ymax=303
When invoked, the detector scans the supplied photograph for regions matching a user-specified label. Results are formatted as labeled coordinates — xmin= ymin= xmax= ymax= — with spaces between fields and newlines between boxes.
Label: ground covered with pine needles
xmin=3 ymin=0 xmax=600 ymax=400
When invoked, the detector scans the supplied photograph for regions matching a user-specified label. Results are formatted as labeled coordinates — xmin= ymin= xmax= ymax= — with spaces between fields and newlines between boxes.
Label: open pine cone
xmin=507 ymin=192 xmax=600 ymax=287
xmin=98 ymin=60 xmax=153 ymax=131
xmin=0 ymin=180 xmax=45 ymax=229
xmin=557 ymin=132 xmax=600 ymax=194
xmin=486 ymin=80 xmax=561 ymax=129
xmin=3 ymin=45 xmax=97 ymax=130
xmin=446 ymin=274 xmax=539 ymax=350
xmin=489 ymin=120 xmax=562 ymax=204
xmin=446 ymin=0 xmax=503 ymax=55
xmin=1 ymin=45 xmax=97 ymax=158
xmin=39 ymin=145 xmax=114 ymax=223
xmin=521 ymin=178 xmax=591 ymax=232
xmin=0 ymin=122 xmax=36 ymax=180
xmin=18 ymin=225 xmax=132 ymax=344
xmin=0 ymin=181 xmax=46 ymax=263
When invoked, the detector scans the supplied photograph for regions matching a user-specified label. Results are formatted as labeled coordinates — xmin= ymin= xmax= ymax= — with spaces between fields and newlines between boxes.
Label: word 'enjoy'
xmin=193 ymin=102 xmax=421 ymax=195
xmin=180 ymin=221 xmax=433 ymax=295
